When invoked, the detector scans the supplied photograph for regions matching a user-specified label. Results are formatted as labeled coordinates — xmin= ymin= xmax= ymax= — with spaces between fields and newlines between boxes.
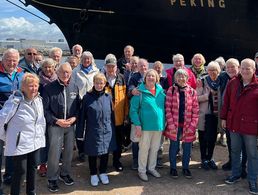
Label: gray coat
xmin=0 ymin=91 xmax=46 ymax=156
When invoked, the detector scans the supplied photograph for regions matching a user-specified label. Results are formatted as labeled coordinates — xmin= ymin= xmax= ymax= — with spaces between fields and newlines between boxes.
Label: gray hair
xmin=207 ymin=61 xmax=221 ymax=73
xmin=41 ymin=58 xmax=56 ymax=68
xmin=81 ymin=51 xmax=96 ymax=66
xmin=174 ymin=68 xmax=189 ymax=80
xmin=172 ymin=53 xmax=184 ymax=62
xmin=56 ymin=62 xmax=72 ymax=73
xmin=215 ymin=56 xmax=225 ymax=68
xmin=241 ymin=58 xmax=256 ymax=70
xmin=72 ymin=44 xmax=83 ymax=53
xmin=2 ymin=48 xmax=20 ymax=61
xmin=49 ymin=47 xmax=62 ymax=57
xmin=124 ymin=45 xmax=134 ymax=53
xmin=226 ymin=58 xmax=239 ymax=68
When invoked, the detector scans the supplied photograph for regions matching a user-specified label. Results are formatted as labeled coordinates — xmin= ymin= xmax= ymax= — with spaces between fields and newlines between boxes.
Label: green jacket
xmin=129 ymin=83 xmax=165 ymax=131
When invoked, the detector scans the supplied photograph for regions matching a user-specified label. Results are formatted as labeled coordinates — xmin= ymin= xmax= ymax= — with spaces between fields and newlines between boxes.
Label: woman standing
xmin=190 ymin=53 xmax=207 ymax=79
xmin=0 ymin=73 xmax=46 ymax=195
xmin=197 ymin=61 xmax=221 ymax=170
xmin=164 ymin=69 xmax=199 ymax=179
xmin=130 ymin=69 xmax=165 ymax=182
xmin=76 ymin=73 xmax=116 ymax=187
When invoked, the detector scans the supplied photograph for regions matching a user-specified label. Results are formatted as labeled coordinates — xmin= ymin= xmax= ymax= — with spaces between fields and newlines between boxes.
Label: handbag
xmin=204 ymin=93 xmax=218 ymax=142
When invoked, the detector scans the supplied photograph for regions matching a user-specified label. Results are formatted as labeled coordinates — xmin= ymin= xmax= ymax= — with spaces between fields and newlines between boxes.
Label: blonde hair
xmin=191 ymin=53 xmax=206 ymax=66
xmin=21 ymin=73 xmax=39 ymax=92
xmin=153 ymin=61 xmax=163 ymax=69
xmin=144 ymin=69 xmax=160 ymax=83
xmin=93 ymin=73 xmax=107 ymax=83
xmin=49 ymin=47 xmax=62 ymax=57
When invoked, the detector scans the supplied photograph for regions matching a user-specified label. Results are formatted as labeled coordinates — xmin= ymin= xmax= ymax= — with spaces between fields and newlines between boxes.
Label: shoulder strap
xmin=4 ymin=102 xmax=20 ymax=131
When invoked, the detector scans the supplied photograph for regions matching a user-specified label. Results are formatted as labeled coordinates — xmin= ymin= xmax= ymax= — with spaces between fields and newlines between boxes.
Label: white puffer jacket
xmin=0 ymin=91 xmax=46 ymax=156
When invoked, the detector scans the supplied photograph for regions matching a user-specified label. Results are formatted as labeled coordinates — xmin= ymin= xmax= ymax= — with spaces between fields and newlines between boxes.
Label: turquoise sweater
xmin=130 ymin=83 xmax=165 ymax=131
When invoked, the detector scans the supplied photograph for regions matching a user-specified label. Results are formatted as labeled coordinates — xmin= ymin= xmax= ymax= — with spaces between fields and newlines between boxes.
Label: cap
xmin=105 ymin=54 xmax=117 ymax=65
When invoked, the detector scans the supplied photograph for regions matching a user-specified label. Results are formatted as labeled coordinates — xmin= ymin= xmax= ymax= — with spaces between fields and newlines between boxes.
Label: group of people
xmin=0 ymin=44 xmax=257 ymax=195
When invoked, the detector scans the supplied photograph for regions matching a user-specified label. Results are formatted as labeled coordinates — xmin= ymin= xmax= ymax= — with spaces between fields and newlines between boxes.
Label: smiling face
xmin=25 ymin=48 xmax=37 ymax=64
xmin=23 ymin=81 xmax=39 ymax=100
xmin=193 ymin=56 xmax=202 ymax=69
xmin=105 ymin=64 xmax=117 ymax=77
xmin=240 ymin=60 xmax=255 ymax=83
xmin=94 ymin=78 xmax=106 ymax=91
xmin=42 ymin=63 xmax=55 ymax=78
xmin=51 ymin=50 xmax=62 ymax=64
xmin=226 ymin=62 xmax=239 ymax=78
xmin=2 ymin=51 xmax=19 ymax=74
xmin=57 ymin=63 xmax=72 ymax=85
xmin=175 ymin=73 xmax=188 ymax=87
xmin=173 ymin=58 xmax=184 ymax=70
xmin=124 ymin=46 xmax=134 ymax=60
xmin=82 ymin=56 xmax=92 ymax=68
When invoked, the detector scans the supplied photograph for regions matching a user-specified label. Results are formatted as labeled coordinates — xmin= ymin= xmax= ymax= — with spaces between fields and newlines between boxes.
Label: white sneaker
xmin=148 ymin=169 xmax=161 ymax=178
xmin=90 ymin=175 xmax=99 ymax=186
xmin=99 ymin=173 xmax=109 ymax=185
xmin=138 ymin=172 xmax=148 ymax=181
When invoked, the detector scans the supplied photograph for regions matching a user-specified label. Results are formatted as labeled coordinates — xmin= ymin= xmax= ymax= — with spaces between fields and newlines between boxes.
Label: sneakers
xmin=99 ymin=173 xmax=109 ymax=185
xmin=38 ymin=164 xmax=47 ymax=177
xmin=59 ymin=175 xmax=74 ymax=186
xmin=138 ymin=172 xmax=148 ymax=182
xmin=182 ymin=169 xmax=192 ymax=179
xmin=148 ymin=170 xmax=161 ymax=178
xmin=48 ymin=180 xmax=59 ymax=193
xmin=249 ymin=182 xmax=258 ymax=195
xmin=225 ymin=175 xmax=241 ymax=184
xmin=201 ymin=160 xmax=210 ymax=170
xmin=222 ymin=161 xmax=231 ymax=171
xmin=208 ymin=160 xmax=218 ymax=170
xmin=90 ymin=175 xmax=99 ymax=187
xmin=170 ymin=169 xmax=179 ymax=179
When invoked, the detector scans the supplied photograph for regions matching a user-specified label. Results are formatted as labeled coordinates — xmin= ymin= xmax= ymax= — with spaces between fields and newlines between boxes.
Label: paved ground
xmin=3 ymin=140 xmax=252 ymax=195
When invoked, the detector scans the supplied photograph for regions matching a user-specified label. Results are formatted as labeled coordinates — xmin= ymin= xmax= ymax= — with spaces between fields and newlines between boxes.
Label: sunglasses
xmin=27 ymin=53 xmax=37 ymax=56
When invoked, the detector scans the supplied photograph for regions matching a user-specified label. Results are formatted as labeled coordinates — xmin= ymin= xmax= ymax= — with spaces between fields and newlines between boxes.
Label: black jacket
xmin=42 ymin=79 xmax=80 ymax=125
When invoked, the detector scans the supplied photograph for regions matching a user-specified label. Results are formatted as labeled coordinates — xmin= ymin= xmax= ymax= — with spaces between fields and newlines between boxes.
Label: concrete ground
xmin=3 ymin=140 xmax=251 ymax=195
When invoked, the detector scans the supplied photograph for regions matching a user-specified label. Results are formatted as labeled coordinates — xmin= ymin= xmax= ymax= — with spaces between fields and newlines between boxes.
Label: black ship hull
xmin=25 ymin=0 xmax=258 ymax=63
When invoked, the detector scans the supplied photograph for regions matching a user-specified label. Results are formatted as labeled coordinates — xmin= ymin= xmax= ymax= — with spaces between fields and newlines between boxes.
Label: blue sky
xmin=0 ymin=0 xmax=65 ymax=41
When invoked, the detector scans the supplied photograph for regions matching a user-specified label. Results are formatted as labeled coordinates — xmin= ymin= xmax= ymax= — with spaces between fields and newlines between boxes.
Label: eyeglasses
xmin=27 ymin=53 xmax=37 ymax=56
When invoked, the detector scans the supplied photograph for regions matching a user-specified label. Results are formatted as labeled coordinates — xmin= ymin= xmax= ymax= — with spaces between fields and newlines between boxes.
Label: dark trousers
xmin=198 ymin=130 xmax=217 ymax=161
xmin=88 ymin=154 xmax=109 ymax=175
xmin=11 ymin=149 xmax=39 ymax=195
xmin=113 ymin=125 xmax=123 ymax=164
xmin=225 ymin=129 xmax=247 ymax=168
xmin=76 ymin=139 xmax=84 ymax=155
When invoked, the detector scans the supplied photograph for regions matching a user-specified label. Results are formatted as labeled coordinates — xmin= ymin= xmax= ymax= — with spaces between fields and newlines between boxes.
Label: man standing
xmin=43 ymin=63 xmax=80 ymax=193
xmin=72 ymin=44 xmax=83 ymax=59
xmin=0 ymin=48 xmax=24 ymax=194
xmin=18 ymin=47 xmax=39 ymax=74
xmin=49 ymin=47 xmax=62 ymax=67
xmin=117 ymin=45 xmax=134 ymax=74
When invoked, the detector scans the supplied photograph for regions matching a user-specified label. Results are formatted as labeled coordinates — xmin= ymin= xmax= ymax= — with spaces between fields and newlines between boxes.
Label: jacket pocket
xmin=16 ymin=132 xmax=21 ymax=147
xmin=240 ymin=115 xmax=258 ymax=134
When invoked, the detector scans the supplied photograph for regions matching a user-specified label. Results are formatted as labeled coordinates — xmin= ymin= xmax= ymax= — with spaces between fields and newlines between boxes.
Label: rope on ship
xmin=31 ymin=0 xmax=115 ymax=14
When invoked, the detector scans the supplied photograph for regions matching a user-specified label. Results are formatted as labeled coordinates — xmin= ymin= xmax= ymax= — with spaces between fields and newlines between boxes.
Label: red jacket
xmin=163 ymin=85 xmax=199 ymax=142
xmin=220 ymin=75 xmax=258 ymax=136
xmin=166 ymin=67 xmax=197 ymax=89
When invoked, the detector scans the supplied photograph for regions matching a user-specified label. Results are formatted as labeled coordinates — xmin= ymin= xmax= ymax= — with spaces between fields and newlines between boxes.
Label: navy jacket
xmin=76 ymin=89 xmax=116 ymax=156
xmin=42 ymin=79 xmax=80 ymax=125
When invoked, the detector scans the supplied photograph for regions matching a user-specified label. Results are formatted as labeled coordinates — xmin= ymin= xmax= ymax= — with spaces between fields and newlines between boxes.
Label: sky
xmin=0 ymin=0 xmax=66 ymax=42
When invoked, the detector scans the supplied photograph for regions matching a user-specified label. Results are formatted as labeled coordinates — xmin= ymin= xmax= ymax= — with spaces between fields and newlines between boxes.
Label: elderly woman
xmin=67 ymin=56 xmax=80 ymax=69
xmin=38 ymin=58 xmax=57 ymax=177
xmin=190 ymin=53 xmax=207 ymax=79
xmin=130 ymin=69 xmax=165 ymax=181
xmin=0 ymin=73 xmax=46 ymax=195
xmin=164 ymin=69 xmax=199 ymax=179
xmin=197 ymin=61 xmax=221 ymax=170
xmin=221 ymin=59 xmax=258 ymax=194
xmin=71 ymin=51 xmax=99 ymax=161
xmin=153 ymin=60 xmax=167 ymax=89
xmin=76 ymin=73 xmax=116 ymax=186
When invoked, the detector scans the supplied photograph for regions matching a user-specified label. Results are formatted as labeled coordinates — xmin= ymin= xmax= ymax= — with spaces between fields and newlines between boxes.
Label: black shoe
xmin=241 ymin=169 xmax=247 ymax=179
xmin=222 ymin=161 xmax=231 ymax=171
xmin=113 ymin=161 xmax=123 ymax=172
xmin=208 ymin=160 xmax=218 ymax=170
xmin=249 ymin=182 xmax=258 ymax=195
xmin=182 ymin=169 xmax=192 ymax=179
xmin=3 ymin=174 xmax=12 ymax=185
xmin=59 ymin=175 xmax=74 ymax=186
xmin=48 ymin=180 xmax=59 ymax=193
xmin=131 ymin=159 xmax=138 ymax=170
xmin=201 ymin=160 xmax=210 ymax=170
xmin=170 ymin=169 xmax=178 ymax=179
xmin=225 ymin=175 xmax=241 ymax=184
xmin=78 ymin=153 xmax=85 ymax=162
xmin=156 ymin=158 xmax=163 ymax=168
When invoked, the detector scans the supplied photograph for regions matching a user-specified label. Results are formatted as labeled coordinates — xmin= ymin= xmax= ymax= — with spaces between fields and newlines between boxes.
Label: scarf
xmin=39 ymin=71 xmax=58 ymax=87
xmin=81 ymin=64 xmax=93 ymax=74
xmin=190 ymin=65 xmax=206 ymax=79
xmin=206 ymin=76 xmax=220 ymax=91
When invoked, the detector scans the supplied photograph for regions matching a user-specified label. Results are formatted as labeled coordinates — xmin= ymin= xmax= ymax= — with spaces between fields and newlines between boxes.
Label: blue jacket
xmin=0 ymin=65 xmax=24 ymax=108
xmin=76 ymin=89 xmax=116 ymax=156
xmin=18 ymin=57 xmax=39 ymax=74
xmin=130 ymin=83 xmax=166 ymax=131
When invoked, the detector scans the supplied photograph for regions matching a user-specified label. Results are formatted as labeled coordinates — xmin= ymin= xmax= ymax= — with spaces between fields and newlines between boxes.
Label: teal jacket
xmin=130 ymin=83 xmax=165 ymax=131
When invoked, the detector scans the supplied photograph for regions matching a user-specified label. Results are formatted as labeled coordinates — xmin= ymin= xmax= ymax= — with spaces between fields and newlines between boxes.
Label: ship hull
xmin=25 ymin=0 xmax=258 ymax=63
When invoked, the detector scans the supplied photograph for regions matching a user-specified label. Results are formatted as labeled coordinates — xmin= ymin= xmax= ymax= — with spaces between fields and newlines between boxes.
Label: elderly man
xmin=72 ymin=44 xmax=83 ymax=59
xmin=104 ymin=54 xmax=128 ymax=172
xmin=166 ymin=53 xmax=196 ymax=89
xmin=255 ymin=52 xmax=258 ymax=76
xmin=43 ymin=63 xmax=80 ymax=193
xmin=0 ymin=48 xmax=24 ymax=193
xmin=49 ymin=47 xmax=62 ymax=67
xmin=221 ymin=59 xmax=258 ymax=194
xmin=18 ymin=47 xmax=39 ymax=74
xmin=117 ymin=45 xmax=134 ymax=74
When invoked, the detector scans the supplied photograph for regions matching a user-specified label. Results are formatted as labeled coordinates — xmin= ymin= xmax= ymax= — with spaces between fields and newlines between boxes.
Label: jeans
xmin=132 ymin=142 xmax=139 ymax=164
xmin=230 ymin=131 xmax=258 ymax=183
xmin=39 ymin=131 xmax=49 ymax=164
xmin=11 ymin=149 xmax=39 ymax=195
xmin=47 ymin=125 xmax=75 ymax=180
xmin=169 ymin=127 xmax=192 ymax=169
xmin=88 ymin=154 xmax=109 ymax=175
